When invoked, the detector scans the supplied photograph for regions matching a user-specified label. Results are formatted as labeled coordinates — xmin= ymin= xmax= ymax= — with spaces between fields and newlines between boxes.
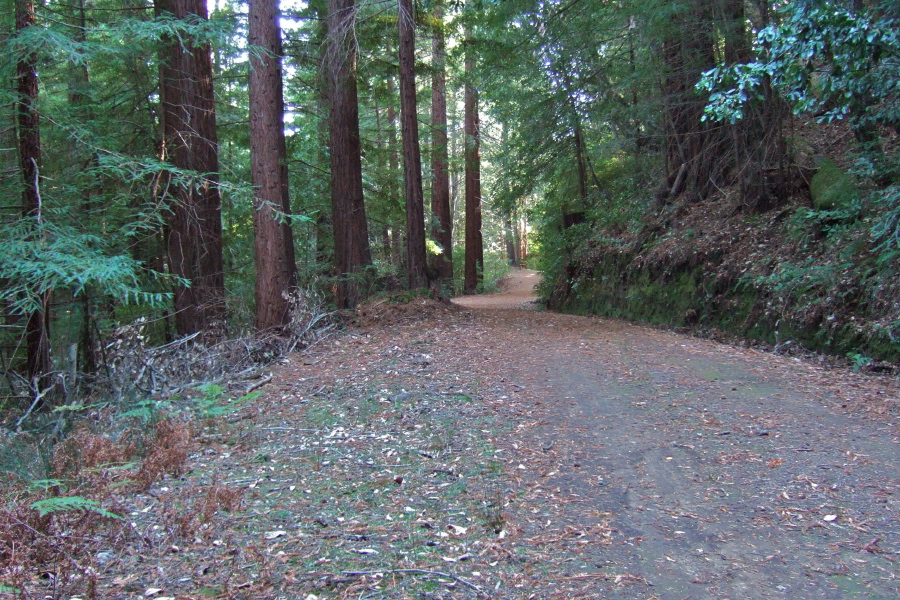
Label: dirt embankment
xmin=546 ymin=187 xmax=900 ymax=365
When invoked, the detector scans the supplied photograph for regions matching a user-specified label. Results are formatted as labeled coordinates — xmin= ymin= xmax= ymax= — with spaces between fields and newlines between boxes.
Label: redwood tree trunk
xmin=327 ymin=0 xmax=372 ymax=308
xmin=398 ymin=0 xmax=428 ymax=290
xmin=463 ymin=28 xmax=483 ymax=295
xmin=660 ymin=0 xmax=721 ymax=202
xmin=157 ymin=0 xmax=225 ymax=335
xmin=429 ymin=0 xmax=452 ymax=284
xmin=573 ymin=117 xmax=589 ymax=203
xmin=16 ymin=0 xmax=51 ymax=385
xmin=387 ymin=74 xmax=403 ymax=272
xmin=249 ymin=0 xmax=298 ymax=330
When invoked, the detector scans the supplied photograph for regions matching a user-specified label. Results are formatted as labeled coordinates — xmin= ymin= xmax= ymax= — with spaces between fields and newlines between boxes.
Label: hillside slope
xmin=544 ymin=124 xmax=900 ymax=366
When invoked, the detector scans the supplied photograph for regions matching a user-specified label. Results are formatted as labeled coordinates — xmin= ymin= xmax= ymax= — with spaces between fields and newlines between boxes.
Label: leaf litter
xmin=4 ymin=269 xmax=900 ymax=599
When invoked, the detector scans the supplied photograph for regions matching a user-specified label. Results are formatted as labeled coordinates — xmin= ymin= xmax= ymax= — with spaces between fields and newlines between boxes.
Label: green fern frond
xmin=30 ymin=496 xmax=123 ymax=520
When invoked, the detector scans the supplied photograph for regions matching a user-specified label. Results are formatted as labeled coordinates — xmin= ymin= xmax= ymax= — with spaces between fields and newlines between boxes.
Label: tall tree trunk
xmin=660 ymin=0 xmax=721 ymax=202
xmin=724 ymin=0 xmax=790 ymax=210
xmin=249 ymin=0 xmax=298 ymax=330
xmin=16 ymin=0 xmax=51 ymax=387
xmin=386 ymin=73 xmax=403 ymax=272
xmin=327 ymin=0 xmax=372 ymax=308
xmin=156 ymin=0 xmax=225 ymax=335
xmin=463 ymin=25 xmax=483 ymax=295
xmin=573 ymin=117 xmax=589 ymax=203
xmin=721 ymin=0 xmax=749 ymax=66
xmin=68 ymin=0 xmax=101 ymax=376
xmin=449 ymin=97 xmax=460 ymax=240
xmin=429 ymin=0 xmax=452 ymax=285
xmin=398 ymin=0 xmax=428 ymax=290
xmin=519 ymin=215 xmax=528 ymax=266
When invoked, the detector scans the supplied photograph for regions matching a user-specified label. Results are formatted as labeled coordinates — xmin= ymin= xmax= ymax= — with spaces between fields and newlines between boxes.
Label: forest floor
xmin=54 ymin=269 xmax=900 ymax=600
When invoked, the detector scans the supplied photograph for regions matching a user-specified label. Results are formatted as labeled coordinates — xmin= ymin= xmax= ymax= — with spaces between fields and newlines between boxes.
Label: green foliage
xmin=120 ymin=397 xmax=171 ymax=424
xmin=700 ymin=2 xmax=900 ymax=132
xmin=191 ymin=384 xmax=263 ymax=420
xmin=3 ymin=9 xmax=233 ymax=68
xmin=810 ymin=158 xmax=860 ymax=211
xmin=741 ymin=260 xmax=850 ymax=303
xmin=30 ymin=496 xmax=123 ymax=520
xmin=847 ymin=352 xmax=873 ymax=372
xmin=120 ymin=385 xmax=263 ymax=424
xmin=872 ymin=185 xmax=900 ymax=254
xmin=0 ymin=218 xmax=174 ymax=316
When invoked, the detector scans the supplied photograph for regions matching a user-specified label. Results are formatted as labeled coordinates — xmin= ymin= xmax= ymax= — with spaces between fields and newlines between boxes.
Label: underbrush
xmin=0 ymin=417 xmax=194 ymax=599
xmin=0 ymin=289 xmax=333 ymax=598
xmin=542 ymin=180 xmax=900 ymax=366
xmin=1 ymin=324 xmax=517 ymax=598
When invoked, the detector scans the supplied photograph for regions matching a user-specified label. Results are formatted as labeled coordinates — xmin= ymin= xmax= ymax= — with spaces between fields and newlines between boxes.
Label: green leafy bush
xmin=191 ymin=384 xmax=263 ymax=420
xmin=699 ymin=2 xmax=900 ymax=131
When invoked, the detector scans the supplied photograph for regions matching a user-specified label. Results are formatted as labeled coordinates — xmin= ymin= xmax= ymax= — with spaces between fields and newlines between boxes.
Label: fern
xmin=28 ymin=479 xmax=65 ymax=492
xmin=30 ymin=496 xmax=123 ymax=520
xmin=192 ymin=384 xmax=263 ymax=419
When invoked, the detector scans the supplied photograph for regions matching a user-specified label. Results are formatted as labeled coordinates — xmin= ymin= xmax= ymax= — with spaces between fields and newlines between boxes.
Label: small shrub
xmin=192 ymin=384 xmax=262 ymax=420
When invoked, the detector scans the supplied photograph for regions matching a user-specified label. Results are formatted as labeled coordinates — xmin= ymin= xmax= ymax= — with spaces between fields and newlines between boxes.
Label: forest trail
xmin=444 ymin=271 xmax=900 ymax=600
xmin=452 ymin=268 xmax=542 ymax=310
xmin=444 ymin=269 xmax=900 ymax=598
xmin=99 ymin=270 xmax=900 ymax=600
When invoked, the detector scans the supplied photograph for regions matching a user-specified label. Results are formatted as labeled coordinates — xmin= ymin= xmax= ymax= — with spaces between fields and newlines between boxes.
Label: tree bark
xmin=157 ymin=0 xmax=225 ymax=335
xmin=249 ymin=0 xmax=298 ymax=330
xmin=721 ymin=0 xmax=750 ymax=66
xmin=398 ymin=0 xmax=429 ymax=290
xmin=16 ymin=0 xmax=51 ymax=386
xmin=573 ymin=117 xmax=589 ymax=203
xmin=660 ymin=0 xmax=721 ymax=202
xmin=429 ymin=0 xmax=453 ymax=284
xmin=327 ymin=0 xmax=372 ymax=308
xmin=463 ymin=26 xmax=483 ymax=295
xmin=68 ymin=0 xmax=101 ymax=376
xmin=386 ymin=74 xmax=403 ymax=272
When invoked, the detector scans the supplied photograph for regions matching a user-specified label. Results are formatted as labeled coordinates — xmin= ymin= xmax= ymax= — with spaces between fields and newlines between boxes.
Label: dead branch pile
xmin=103 ymin=288 xmax=333 ymax=402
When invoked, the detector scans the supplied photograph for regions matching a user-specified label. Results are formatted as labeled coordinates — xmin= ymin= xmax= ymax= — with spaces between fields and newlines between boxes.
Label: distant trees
xmin=1 ymin=0 xmax=551 ymax=393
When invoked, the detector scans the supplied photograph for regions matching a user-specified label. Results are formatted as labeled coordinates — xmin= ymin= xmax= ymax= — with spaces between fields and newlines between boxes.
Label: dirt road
xmin=85 ymin=269 xmax=899 ymax=600
xmin=450 ymin=269 xmax=900 ymax=598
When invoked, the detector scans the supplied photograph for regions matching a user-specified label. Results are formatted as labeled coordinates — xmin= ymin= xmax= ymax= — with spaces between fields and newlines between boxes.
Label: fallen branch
xmin=244 ymin=375 xmax=273 ymax=394
xmin=15 ymin=383 xmax=55 ymax=431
